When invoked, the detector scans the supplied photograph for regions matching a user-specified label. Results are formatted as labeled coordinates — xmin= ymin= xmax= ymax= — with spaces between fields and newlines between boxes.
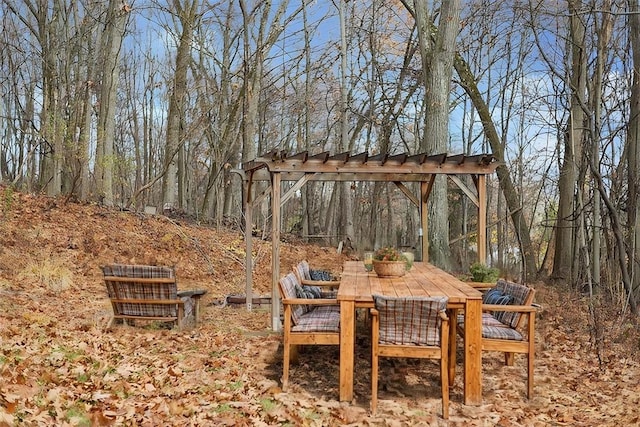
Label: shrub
xmin=469 ymin=262 xmax=500 ymax=283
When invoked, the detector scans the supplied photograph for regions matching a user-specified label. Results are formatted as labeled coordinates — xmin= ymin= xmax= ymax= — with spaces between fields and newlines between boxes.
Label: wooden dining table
xmin=337 ymin=260 xmax=483 ymax=405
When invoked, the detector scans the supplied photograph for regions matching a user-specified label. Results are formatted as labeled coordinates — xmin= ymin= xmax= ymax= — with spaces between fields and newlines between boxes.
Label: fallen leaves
xmin=1 ymin=187 xmax=640 ymax=425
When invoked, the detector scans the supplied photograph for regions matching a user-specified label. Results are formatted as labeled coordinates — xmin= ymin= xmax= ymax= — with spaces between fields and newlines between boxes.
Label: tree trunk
xmin=162 ymin=0 xmax=199 ymax=212
xmin=413 ymin=0 xmax=462 ymax=270
xmin=551 ymin=0 xmax=587 ymax=284
xmin=95 ymin=0 xmax=129 ymax=206
xmin=627 ymin=0 xmax=640 ymax=300
xmin=454 ymin=53 xmax=538 ymax=282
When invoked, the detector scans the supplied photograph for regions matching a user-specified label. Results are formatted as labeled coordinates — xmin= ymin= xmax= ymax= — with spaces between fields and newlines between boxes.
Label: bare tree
xmin=402 ymin=0 xmax=462 ymax=268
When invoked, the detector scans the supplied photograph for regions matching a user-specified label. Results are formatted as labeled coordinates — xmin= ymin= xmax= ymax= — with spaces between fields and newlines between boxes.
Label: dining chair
xmin=278 ymin=272 xmax=340 ymax=391
xmin=454 ymin=279 xmax=537 ymax=398
xmin=370 ymin=295 xmax=449 ymax=418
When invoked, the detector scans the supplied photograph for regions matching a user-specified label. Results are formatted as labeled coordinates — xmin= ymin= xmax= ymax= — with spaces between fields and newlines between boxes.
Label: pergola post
xmin=244 ymin=175 xmax=253 ymax=312
xmin=420 ymin=181 xmax=429 ymax=262
xmin=477 ymin=174 xmax=487 ymax=264
xmin=271 ymin=172 xmax=282 ymax=331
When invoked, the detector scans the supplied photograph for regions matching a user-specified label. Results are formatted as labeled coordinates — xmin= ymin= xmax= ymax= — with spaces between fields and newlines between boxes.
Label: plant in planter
xmin=372 ymin=247 xmax=409 ymax=277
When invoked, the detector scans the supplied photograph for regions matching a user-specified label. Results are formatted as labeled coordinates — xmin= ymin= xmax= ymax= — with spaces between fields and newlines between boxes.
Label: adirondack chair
xmin=101 ymin=264 xmax=206 ymax=328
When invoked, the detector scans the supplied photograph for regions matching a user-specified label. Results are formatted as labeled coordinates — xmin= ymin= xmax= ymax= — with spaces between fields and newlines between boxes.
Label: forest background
xmin=2 ymin=0 xmax=640 ymax=320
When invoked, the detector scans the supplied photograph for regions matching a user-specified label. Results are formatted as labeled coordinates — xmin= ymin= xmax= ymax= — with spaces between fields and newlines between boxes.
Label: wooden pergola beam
xmin=240 ymin=151 xmax=500 ymax=330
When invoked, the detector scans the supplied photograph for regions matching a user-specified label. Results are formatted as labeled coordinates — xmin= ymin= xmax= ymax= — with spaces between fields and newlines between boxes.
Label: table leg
xmin=463 ymin=298 xmax=482 ymax=405
xmin=339 ymin=300 xmax=355 ymax=401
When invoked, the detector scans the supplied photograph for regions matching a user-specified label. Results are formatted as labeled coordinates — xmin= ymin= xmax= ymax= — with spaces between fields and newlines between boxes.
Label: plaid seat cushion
xmin=373 ymin=295 xmax=448 ymax=346
xmin=292 ymin=305 xmax=340 ymax=332
xmin=495 ymin=279 xmax=533 ymax=328
xmin=482 ymin=324 xmax=523 ymax=341
xmin=102 ymin=264 xmax=178 ymax=318
xmin=279 ymin=273 xmax=308 ymax=325
xmin=458 ymin=312 xmax=506 ymax=328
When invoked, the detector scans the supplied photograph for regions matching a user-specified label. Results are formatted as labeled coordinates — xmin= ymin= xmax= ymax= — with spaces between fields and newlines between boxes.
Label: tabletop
xmin=338 ymin=261 xmax=481 ymax=305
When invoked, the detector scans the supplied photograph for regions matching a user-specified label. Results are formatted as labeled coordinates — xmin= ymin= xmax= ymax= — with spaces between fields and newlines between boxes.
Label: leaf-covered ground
xmin=1 ymin=187 xmax=639 ymax=426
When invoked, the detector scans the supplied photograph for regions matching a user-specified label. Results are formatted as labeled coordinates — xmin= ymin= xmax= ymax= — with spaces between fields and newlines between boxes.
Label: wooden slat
xmin=331 ymin=151 xmax=350 ymax=162
xmin=310 ymin=151 xmax=330 ymax=162
xmin=288 ymin=151 xmax=308 ymax=161
xmin=114 ymin=314 xmax=178 ymax=321
xmin=388 ymin=153 xmax=408 ymax=164
xmin=104 ymin=277 xmax=175 ymax=284
xmin=426 ymin=153 xmax=447 ymax=164
xmin=109 ymin=298 xmax=183 ymax=305
xmin=368 ymin=153 xmax=388 ymax=163
xmin=447 ymin=154 xmax=465 ymax=164
xmin=348 ymin=152 xmax=368 ymax=163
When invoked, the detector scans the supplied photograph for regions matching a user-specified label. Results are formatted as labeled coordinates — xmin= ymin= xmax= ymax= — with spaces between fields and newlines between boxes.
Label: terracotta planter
xmin=372 ymin=260 xmax=407 ymax=277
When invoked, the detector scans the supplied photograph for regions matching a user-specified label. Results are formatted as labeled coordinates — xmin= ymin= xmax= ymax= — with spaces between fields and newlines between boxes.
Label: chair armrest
xmin=482 ymin=304 xmax=537 ymax=313
xmin=300 ymin=279 xmax=340 ymax=287
xmin=178 ymin=289 xmax=207 ymax=298
xmin=281 ymin=297 xmax=338 ymax=305
xmin=466 ymin=282 xmax=494 ymax=290
xmin=109 ymin=298 xmax=183 ymax=305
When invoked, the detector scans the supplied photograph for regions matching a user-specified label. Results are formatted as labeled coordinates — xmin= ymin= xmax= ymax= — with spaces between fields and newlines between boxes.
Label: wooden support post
xmin=477 ymin=175 xmax=487 ymax=264
xmin=244 ymin=177 xmax=253 ymax=312
xmin=271 ymin=173 xmax=282 ymax=331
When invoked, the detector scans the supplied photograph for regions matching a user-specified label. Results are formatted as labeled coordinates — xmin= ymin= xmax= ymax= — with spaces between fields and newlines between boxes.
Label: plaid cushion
xmin=319 ymin=290 xmax=338 ymax=298
xmin=297 ymin=285 xmax=322 ymax=299
xmin=483 ymin=288 xmax=513 ymax=305
xmin=279 ymin=273 xmax=308 ymax=325
xmin=373 ymin=295 xmax=447 ymax=346
xmin=298 ymin=260 xmax=312 ymax=280
xmin=310 ymin=269 xmax=334 ymax=281
xmin=482 ymin=324 xmax=523 ymax=341
xmin=458 ymin=312 xmax=506 ymax=328
xmin=494 ymin=280 xmax=533 ymax=328
xmin=292 ymin=305 xmax=340 ymax=332
xmin=102 ymin=264 xmax=178 ymax=318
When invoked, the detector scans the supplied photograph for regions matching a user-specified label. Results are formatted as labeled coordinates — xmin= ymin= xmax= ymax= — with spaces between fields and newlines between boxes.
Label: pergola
xmin=240 ymin=150 xmax=500 ymax=329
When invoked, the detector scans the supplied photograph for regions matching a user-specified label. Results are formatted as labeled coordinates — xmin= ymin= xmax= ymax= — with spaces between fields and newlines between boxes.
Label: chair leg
xmin=527 ymin=350 xmax=534 ymax=399
xmin=527 ymin=312 xmax=535 ymax=399
xmin=282 ymin=341 xmax=290 ymax=391
xmin=504 ymin=352 xmax=514 ymax=366
xmin=371 ymin=350 xmax=379 ymax=414
xmin=371 ymin=311 xmax=380 ymax=414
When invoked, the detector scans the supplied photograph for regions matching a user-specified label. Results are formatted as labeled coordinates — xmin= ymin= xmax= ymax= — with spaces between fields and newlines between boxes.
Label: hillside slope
xmin=1 ymin=187 xmax=638 ymax=426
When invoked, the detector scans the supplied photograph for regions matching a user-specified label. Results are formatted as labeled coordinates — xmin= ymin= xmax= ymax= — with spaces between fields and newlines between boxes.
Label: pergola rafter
xmin=240 ymin=150 xmax=500 ymax=330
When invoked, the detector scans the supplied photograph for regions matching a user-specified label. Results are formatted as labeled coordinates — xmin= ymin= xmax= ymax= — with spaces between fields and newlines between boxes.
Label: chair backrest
xmin=373 ymin=295 xmax=448 ymax=346
xmin=295 ymin=260 xmax=312 ymax=281
xmin=278 ymin=272 xmax=307 ymax=325
xmin=494 ymin=279 xmax=535 ymax=329
xmin=102 ymin=264 xmax=178 ymax=318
